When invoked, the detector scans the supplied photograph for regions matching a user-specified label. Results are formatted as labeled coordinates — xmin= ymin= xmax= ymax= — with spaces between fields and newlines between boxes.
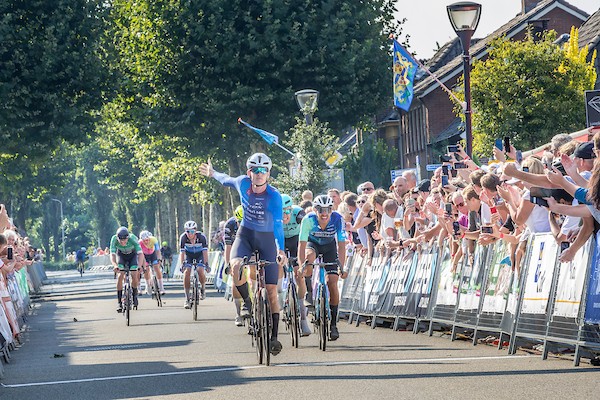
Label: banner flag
xmin=393 ymin=40 xmax=418 ymax=111
xmin=238 ymin=118 xmax=279 ymax=145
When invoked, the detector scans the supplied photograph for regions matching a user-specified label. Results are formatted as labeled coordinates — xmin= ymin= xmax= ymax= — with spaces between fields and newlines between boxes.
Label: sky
xmin=396 ymin=0 xmax=600 ymax=59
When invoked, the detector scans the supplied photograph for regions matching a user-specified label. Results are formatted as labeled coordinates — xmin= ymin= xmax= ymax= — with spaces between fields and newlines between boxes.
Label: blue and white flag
xmin=393 ymin=40 xmax=418 ymax=111
xmin=238 ymin=118 xmax=279 ymax=145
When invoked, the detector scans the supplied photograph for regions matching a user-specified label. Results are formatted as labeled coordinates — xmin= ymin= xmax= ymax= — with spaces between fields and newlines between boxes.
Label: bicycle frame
xmin=283 ymin=256 xmax=301 ymax=348
xmin=307 ymin=255 xmax=338 ymax=351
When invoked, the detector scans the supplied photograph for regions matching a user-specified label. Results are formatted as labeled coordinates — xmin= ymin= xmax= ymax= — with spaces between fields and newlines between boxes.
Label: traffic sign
xmin=426 ymin=163 xmax=442 ymax=171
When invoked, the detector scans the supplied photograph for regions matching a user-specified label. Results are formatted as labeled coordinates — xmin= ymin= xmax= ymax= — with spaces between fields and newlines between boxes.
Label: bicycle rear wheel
xmin=153 ymin=276 xmax=162 ymax=307
xmin=261 ymin=288 xmax=271 ymax=366
xmin=192 ymin=272 xmax=199 ymax=321
xmin=319 ymin=286 xmax=327 ymax=351
xmin=289 ymin=283 xmax=300 ymax=348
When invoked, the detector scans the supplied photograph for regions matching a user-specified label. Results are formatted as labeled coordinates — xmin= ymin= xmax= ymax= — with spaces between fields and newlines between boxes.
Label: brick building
xmin=377 ymin=0 xmax=592 ymax=176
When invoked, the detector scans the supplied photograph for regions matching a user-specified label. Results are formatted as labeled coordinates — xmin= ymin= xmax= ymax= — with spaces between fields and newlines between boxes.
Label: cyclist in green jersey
xmin=110 ymin=227 xmax=145 ymax=313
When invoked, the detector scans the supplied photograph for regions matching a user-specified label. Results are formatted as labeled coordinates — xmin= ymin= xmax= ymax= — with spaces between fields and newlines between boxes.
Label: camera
xmin=6 ymin=247 xmax=13 ymax=260
xmin=453 ymin=162 xmax=467 ymax=169
xmin=440 ymin=154 xmax=452 ymax=163
xmin=452 ymin=221 xmax=460 ymax=235
xmin=560 ymin=241 xmax=570 ymax=252
xmin=441 ymin=175 xmax=449 ymax=186
xmin=444 ymin=203 xmax=452 ymax=215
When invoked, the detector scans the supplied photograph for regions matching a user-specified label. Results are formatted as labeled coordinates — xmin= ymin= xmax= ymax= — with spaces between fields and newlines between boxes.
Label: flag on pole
xmin=392 ymin=40 xmax=418 ymax=111
xmin=238 ymin=118 xmax=279 ymax=145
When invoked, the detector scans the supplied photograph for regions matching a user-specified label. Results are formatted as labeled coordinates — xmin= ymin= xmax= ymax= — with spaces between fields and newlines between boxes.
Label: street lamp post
xmin=51 ymin=198 xmax=66 ymax=261
xmin=447 ymin=2 xmax=481 ymax=158
xmin=294 ymin=89 xmax=319 ymax=125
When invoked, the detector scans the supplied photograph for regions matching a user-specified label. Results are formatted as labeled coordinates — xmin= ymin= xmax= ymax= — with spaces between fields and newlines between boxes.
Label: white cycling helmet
xmin=184 ymin=220 xmax=197 ymax=230
xmin=139 ymin=230 xmax=152 ymax=240
xmin=246 ymin=153 xmax=272 ymax=171
xmin=313 ymin=195 xmax=334 ymax=208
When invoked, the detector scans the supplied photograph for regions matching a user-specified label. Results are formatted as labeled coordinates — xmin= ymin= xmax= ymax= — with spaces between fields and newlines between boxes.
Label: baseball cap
xmin=417 ymin=179 xmax=430 ymax=193
xmin=573 ymin=142 xmax=596 ymax=159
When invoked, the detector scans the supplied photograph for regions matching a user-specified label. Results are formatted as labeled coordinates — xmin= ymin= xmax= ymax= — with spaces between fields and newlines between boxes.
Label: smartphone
xmin=450 ymin=169 xmax=458 ymax=178
xmin=531 ymin=196 xmax=549 ymax=207
xmin=442 ymin=165 xmax=449 ymax=176
xmin=452 ymin=221 xmax=460 ymax=235
xmin=447 ymin=145 xmax=459 ymax=153
xmin=441 ymin=175 xmax=449 ymax=186
xmin=453 ymin=162 xmax=468 ymax=169
xmin=440 ymin=154 xmax=452 ymax=163
xmin=494 ymin=138 xmax=503 ymax=151
xmin=530 ymin=187 xmax=553 ymax=199
xmin=481 ymin=226 xmax=493 ymax=234
xmin=560 ymin=241 xmax=570 ymax=252
xmin=6 ymin=247 xmax=13 ymax=260
xmin=444 ymin=203 xmax=452 ymax=214
xmin=407 ymin=198 xmax=416 ymax=207
xmin=516 ymin=150 xmax=523 ymax=164
xmin=522 ymin=166 xmax=529 ymax=173
xmin=503 ymin=136 xmax=511 ymax=151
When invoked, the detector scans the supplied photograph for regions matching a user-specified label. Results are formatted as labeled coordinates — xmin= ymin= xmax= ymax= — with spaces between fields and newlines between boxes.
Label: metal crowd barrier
xmin=338 ymin=231 xmax=600 ymax=366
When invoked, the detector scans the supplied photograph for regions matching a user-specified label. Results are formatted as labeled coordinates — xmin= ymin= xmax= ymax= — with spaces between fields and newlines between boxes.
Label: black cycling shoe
xmin=329 ymin=325 xmax=339 ymax=341
xmin=270 ymin=338 xmax=282 ymax=356
xmin=116 ymin=304 xmax=123 ymax=313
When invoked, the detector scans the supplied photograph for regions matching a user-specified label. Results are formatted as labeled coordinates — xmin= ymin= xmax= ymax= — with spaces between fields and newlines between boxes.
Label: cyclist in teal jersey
xmin=281 ymin=194 xmax=311 ymax=336
xmin=110 ymin=227 xmax=145 ymax=313
xmin=298 ymin=195 xmax=347 ymax=341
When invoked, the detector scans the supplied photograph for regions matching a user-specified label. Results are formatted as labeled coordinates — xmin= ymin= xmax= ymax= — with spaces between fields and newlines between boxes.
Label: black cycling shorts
xmin=306 ymin=241 xmax=339 ymax=274
xmin=231 ymin=226 xmax=278 ymax=285
xmin=117 ymin=251 xmax=139 ymax=271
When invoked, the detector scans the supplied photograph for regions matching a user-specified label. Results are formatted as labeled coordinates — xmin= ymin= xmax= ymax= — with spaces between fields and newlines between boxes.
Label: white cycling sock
xmin=234 ymin=297 xmax=242 ymax=316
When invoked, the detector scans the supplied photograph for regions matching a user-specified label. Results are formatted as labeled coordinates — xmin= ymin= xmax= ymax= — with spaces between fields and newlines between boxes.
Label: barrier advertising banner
xmin=521 ymin=234 xmax=558 ymax=314
xmin=434 ymin=245 xmax=457 ymax=306
xmin=458 ymin=244 xmax=487 ymax=311
xmin=481 ymin=241 xmax=513 ymax=314
xmin=584 ymin=232 xmax=600 ymax=324
xmin=553 ymin=239 xmax=592 ymax=318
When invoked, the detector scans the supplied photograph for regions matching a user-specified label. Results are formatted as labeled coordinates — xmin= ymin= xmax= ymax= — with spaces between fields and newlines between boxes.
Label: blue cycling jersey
xmin=213 ymin=171 xmax=284 ymax=251
xmin=299 ymin=211 xmax=347 ymax=246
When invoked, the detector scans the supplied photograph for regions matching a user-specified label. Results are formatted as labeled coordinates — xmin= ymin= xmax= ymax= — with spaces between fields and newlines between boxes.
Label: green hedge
xmin=42 ymin=261 xmax=83 ymax=271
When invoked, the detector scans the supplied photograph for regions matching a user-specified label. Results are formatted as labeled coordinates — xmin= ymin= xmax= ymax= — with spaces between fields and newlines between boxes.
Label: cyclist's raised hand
xmin=199 ymin=159 xmax=214 ymax=178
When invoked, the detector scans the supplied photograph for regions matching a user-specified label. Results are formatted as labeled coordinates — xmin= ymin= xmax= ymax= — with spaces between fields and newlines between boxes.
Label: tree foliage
xmin=464 ymin=29 xmax=597 ymax=156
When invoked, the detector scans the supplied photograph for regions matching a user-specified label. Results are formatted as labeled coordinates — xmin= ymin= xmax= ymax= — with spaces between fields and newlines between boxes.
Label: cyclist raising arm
xmin=110 ymin=227 xmax=145 ymax=313
xmin=179 ymin=221 xmax=209 ymax=308
xmin=298 ymin=195 xmax=347 ymax=341
xmin=200 ymin=153 xmax=287 ymax=356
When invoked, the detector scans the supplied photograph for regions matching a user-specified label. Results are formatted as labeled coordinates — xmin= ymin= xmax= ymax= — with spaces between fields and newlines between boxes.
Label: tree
xmin=339 ymin=134 xmax=398 ymax=192
xmin=464 ymin=29 xmax=597 ymax=156
xmin=273 ymin=118 xmax=338 ymax=198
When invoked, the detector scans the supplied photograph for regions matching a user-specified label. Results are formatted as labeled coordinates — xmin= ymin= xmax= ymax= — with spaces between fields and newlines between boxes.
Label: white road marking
xmin=1 ymin=354 xmax=531 ymax=388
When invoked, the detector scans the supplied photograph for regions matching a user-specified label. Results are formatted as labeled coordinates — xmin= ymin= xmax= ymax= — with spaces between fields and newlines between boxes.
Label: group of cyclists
xmin=108 ymin=152 xmax=347 ymax=358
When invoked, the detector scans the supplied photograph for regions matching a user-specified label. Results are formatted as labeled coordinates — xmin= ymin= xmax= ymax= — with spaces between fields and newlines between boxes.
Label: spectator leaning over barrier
xmin=354 ymin=189 xmax=387 ymax=263
xmin=342 ymin=193 xmax=364 ymax=252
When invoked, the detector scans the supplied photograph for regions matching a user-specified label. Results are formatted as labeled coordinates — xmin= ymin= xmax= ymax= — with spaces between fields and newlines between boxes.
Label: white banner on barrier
xmin=482 ymin=241 xmax=513 ymax=314
xmin=553 ymin=239 xmax=592 ymax=318
xmin=458 ymin=244 xmax=486 ymax=311
xmin=434 ymin=246 xmax=457 ymax=306
xmin=522 ymin=234 xmax=558 ymax=314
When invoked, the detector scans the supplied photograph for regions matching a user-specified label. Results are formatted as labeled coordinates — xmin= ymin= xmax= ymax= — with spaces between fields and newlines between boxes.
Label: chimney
xmin=522 ymin=0 xmax=540 ymax=14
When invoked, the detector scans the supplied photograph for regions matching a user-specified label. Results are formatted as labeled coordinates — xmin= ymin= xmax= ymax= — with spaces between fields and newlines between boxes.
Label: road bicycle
xmin=121 ymin=264 xmax=135 ymax=326
xmin=282 ymin=256 xmax=301 ymax=348
xmin=77 ymin=260 xmax=85 ymax=277
xmin=149 ymin=261 xmax=163 ymax=308
xmin=305 ymin=256 xmax=339 ymax=351
xmin=240 ymin=251 xmax=275 ymax=365
xmin=184 ymin=248 xmax=209 ymax=321
xmin=162 ymin=256 xmax=171 ymax=281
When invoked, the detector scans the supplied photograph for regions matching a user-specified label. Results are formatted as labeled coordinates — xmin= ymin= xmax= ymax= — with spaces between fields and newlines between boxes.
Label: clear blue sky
xmin=396 ymin=0 xmax=600 ymax=59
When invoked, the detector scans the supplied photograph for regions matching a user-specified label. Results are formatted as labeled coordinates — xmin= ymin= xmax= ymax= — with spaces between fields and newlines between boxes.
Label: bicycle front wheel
xmin=253 ymin=294 xmax=264 ymax=365
xmin=319 ymin=286 xmax=327 ymax=351
xmin=289 ymin=283 xmax=300 ymax=348
xmin=261 ymin=288 xmax=271 ymax=366
xmin=153 ymin=276 xmax=162 ymax=307
xmin=192 ymin=272 xmax=199 ymax=321
xmin=125 ymin=285 xmax=132 ymax=326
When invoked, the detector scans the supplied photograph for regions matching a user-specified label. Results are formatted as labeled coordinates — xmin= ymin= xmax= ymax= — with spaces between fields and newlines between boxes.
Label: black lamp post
xmin=294 ymin=89 xmax=319 ymax=125
xmin=447 ymin=2 xmax=481 ymax=157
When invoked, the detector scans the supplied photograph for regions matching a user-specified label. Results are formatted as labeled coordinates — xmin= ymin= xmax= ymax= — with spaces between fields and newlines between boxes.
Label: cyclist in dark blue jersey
xmin=298 ymin=195 xmax=347 ymax=341
xmin=179 ymin=220 xmax=209 ymax=308
xmin=200 ymin=153 xmax=287 ymax=356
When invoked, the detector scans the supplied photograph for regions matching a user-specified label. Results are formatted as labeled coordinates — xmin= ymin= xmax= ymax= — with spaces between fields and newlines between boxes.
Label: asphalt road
xmin=0 ymin=270 xmax=598 ymax=399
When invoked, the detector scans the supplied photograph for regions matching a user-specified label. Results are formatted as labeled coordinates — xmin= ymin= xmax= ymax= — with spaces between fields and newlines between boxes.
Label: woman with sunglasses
xmin=199 ymin=152 xmax=287 ymax=356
